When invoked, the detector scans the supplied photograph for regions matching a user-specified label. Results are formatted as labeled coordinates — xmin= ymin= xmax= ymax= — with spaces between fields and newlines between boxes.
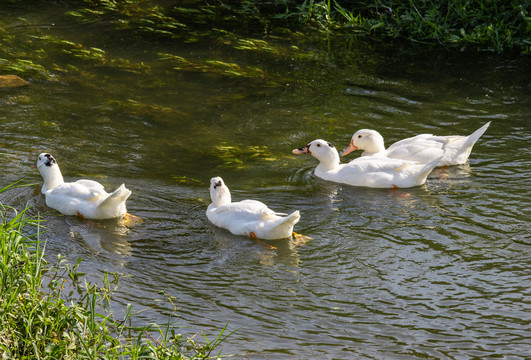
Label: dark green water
xmin=1 ymin=2 xmax=530 ymax=359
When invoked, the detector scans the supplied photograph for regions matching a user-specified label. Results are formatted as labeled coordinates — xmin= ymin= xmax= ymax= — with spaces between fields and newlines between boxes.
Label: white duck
xmin=292 ymin=139 xmax=441 ymax=188
xmin=342 ymin=122 xmax=490 ymax=166
xmin=36 ymin=153 xmax=131 ymax=219
xmin=206 ymin=176 xmax=300 ymax=240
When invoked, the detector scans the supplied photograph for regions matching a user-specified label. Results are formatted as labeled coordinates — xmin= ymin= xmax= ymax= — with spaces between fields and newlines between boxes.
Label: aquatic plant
xmin=0 ymin=58 xmax=52 ymax=80
xmin=213 ymin=143 xmax=279 ymax=170
xmin=158 ymin=53 xmax=266 ymax=79
xmin=0 ymin=182 xmax=232 ymax=359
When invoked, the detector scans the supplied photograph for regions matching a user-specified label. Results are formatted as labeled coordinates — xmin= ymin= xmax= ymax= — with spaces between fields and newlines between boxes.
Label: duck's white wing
xmin=207 ymin=200 xmax=299 ymax=239
xmin=74 ymin=179 xmax=107 ymax=194
xmin=215 ymin=200 xmax=275 ymax=219
xmin=45 ymin=182 xmax=106 ymax=216
xmin=239 ymin=200 xmax=283 ymax=216
xmin=207 ymin=201 xmax=267 ymax=236
xmin=388 ymin=134 xmax=440 ymax=148
xmin=48 ymin=181 xmax=106 ymax=200
xmin=320 ymin=156 xmax=408 ymax=186
xmin=385 ymin=134 xmax=449 ymax=163
xmin=345 ymin=155 xmax=414 ymax=172
xmin=321 ymin=155 xmax=435 ymax=188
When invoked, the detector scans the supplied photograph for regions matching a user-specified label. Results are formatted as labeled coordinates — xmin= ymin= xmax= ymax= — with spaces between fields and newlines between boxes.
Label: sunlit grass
xmin=296 ymin=0 xmax=530 ymax=53
xmin=0 ymin=181 xmax=232 ymax=359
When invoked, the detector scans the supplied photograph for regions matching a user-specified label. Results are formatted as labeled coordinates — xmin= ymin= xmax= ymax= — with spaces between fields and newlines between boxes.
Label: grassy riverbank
xmin=298 ymin=0 xmax=530 ymax=53
xmin=213 ymin=0 xmax=529 ymax=54
xmin=0 ymin=184 xmax=229 ymax=359
xmin=3 ymin=0 xmax=528 ymax=57
xmin=1 ymin=0 xmax=528 ymax=84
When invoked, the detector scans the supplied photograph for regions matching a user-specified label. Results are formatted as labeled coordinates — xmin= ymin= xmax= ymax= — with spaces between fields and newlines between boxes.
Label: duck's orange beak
xmin=341 ymin=139 xmax=358 ymax=157
xmin=292 ymin=144 xmax=311 ymax=155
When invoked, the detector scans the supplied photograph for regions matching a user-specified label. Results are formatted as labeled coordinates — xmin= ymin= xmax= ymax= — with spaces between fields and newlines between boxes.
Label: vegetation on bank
xmin=64 ymin=0 xmax=531 ymax=53
xmin=267 ymin=0 xmax=530 ymax=53
xmin=0 ymin=183 xmax=230 ymax=359
xmin=2 ymin=0 xmax=529 ymax=58
xmin=1 ymin=0 xmax=528 ymax=86
xmin=65 ymin=0 xmax=531 ymax=54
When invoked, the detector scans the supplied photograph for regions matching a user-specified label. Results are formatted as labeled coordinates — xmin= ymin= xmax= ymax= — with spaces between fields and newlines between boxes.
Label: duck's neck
xmin=363 ymin=133 xmax=386 ymax=155
xmin=211 ymin=186 xmax=232 ymax=207
xmin=361 ymin=149 xmax=382 ymax=157
xmin=316 ymin=150 xmax=341 ymax=172
xmin=41 ymin=165 xmax=64 ymax=193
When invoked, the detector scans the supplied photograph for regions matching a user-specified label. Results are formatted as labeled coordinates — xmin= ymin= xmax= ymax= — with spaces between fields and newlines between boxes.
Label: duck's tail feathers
xmin=465 ymin=121 xmax=491 ymax=147
xmin=281 ymin=210 xmax=301 ymax=227
xmin=442 ymin=121 xmax=490 ymax=165
xmin=272 ymin=210 xmax=301 ymax=234
xmin=99 ymin=184 xmax=131 ymax=209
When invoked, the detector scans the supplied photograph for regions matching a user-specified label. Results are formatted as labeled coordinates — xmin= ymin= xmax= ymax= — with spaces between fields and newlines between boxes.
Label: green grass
xmin=2 ymin=0 xmax=529 ymax=54
xmin=289 ymin=0 xmax=531 ymax=53
xmin=0 ymin=181 xmax=232 ymax=359
xmin=179 ymin=0 xmax=530 ymax=54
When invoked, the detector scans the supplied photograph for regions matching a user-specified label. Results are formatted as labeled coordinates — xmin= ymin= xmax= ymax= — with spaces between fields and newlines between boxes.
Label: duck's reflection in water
xmin=207 ymin=224 xmax=311 ymax=269
xmin=44 ymin=215 xmax=134 ymax=269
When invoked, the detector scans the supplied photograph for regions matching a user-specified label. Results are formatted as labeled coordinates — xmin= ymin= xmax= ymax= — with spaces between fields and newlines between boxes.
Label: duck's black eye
xmin=316 ymin=143 xmax=321 ymax=147
xmin=327 ymin=142 xmax=334 ymax=148
xmin=357 ymin=135 xmax=362 ymax=138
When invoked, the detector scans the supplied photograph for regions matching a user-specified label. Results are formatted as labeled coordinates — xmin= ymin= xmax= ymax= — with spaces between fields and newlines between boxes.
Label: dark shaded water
xmin=1 ymin=3 xmax=530 ymax=359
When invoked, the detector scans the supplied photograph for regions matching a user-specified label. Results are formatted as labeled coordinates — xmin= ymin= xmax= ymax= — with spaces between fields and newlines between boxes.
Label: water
xmin=1 ymin=3 xmax=530 ymax=359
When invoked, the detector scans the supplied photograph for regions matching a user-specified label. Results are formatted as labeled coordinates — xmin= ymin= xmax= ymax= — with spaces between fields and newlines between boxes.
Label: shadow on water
xmin=1 ymin=1 xmax=531 ymax=359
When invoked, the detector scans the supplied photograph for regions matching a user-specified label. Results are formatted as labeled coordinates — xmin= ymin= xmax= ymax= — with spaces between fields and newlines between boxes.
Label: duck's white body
xmin=36 ymin=153 xmax=131 ymax=219
xmin=293 ymin=140 xmax=441 ymax=188
xmin=342 ymin=122 xmax=490 ymax=166
xmin=206 ymin=177 xmax=300 ymax=240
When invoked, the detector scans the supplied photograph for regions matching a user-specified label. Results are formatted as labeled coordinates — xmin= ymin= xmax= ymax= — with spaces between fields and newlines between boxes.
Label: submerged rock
xmin=0 ymin=75 xmax=29 ymax=88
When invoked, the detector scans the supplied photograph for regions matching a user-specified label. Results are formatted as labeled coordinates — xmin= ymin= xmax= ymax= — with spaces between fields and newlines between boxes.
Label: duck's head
xmin=209 ymin=176 xmax=231 ymax=206
xmin=342 ymin=129 xmax=384 ymax=156
xmin=36 ymin=153 xmax=58 ymax=172
xmin=36 ymin=153 xmax=64 ymax=193
xmin=292 ymin=139 xmax=339 ymax=164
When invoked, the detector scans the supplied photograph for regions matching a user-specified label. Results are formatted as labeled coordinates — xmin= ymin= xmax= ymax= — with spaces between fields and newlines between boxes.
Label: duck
xmin=36 ymin=153 xmax=131 ymax=219
xmin=206 ymin=176 xmax=300 ymax=240
xmin=341 ymin=122 xmax=490 ymax=166
xmin=292 ymin=139 xmax=441 ymax=188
